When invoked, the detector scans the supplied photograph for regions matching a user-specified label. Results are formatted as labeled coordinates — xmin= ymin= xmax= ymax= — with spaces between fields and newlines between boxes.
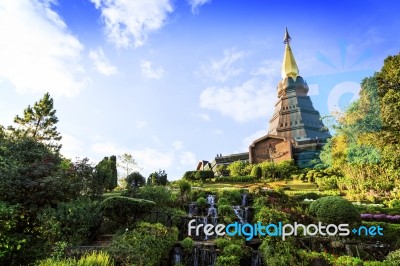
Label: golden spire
xmin=281 ymin=27 xmax=299 ymax=79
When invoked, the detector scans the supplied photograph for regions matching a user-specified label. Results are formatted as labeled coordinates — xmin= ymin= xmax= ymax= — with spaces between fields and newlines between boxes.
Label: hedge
xmin=100 ymin=196 xmax=155 ymax=225
xmin=183 ymin=170 xmax=214 ymax=181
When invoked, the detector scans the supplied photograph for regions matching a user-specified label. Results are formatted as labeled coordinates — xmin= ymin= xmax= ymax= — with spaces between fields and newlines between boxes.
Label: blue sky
xmin=1 ymin=0 xmax=399 ymax=180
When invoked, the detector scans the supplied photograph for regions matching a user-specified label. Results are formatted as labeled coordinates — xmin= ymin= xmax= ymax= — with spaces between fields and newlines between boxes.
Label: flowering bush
xmin=361 ymin=213 xmax=400 ymax=223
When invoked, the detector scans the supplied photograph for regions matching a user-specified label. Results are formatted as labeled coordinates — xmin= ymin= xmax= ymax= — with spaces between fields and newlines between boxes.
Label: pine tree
xmin=9 ymin=93 xmax=62 ymax=151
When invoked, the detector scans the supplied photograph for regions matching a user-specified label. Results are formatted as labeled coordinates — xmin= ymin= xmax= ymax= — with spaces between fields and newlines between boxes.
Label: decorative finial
xmin=283 ymin=27 xmax=291 ymax=44
xmin=281 ymin=27 xmax=299 ymax=79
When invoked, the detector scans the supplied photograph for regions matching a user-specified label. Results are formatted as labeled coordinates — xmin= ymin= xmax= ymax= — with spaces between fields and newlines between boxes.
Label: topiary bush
xmin=180 ymin=237 xmax=194 ymax=253
xmin=309 ymin=196 xmax=361 ymax=225
xmin=100 ymin=196 xmax=155 ymax=226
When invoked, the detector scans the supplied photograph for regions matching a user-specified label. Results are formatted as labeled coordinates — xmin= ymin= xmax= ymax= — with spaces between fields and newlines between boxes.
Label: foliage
xmin=316 ymin=176 xmax=339 ymax=190
xmin=259 ymin=237 xmax=299 ymax=266
xmin=117 ymin=153 xmax=137 ymax=179
xmin=8 ymin=93 xmax=62 ymax=152
xmin=334 ymin=255 xmax=364 ymax=266
xmin=148 ymin=169 xmax=168 ymax=185
xmin=218 ymin=189 xmax=242 ymax=205
xmin=218 ymin=205 xmax=234 ymax=217
xmin=257 ymin=160 xmax=298 ymax=180
xmin=385 ymin=249 xmax=400 ymax=266
xmin=100 ymin=196 xmax=155 ymax=226
xmin=255 ymin=207 xmax=289 ymax=227
xmin=0 ymin=136 xmax=71 ymax=208
xmin=125 ymin=171 xmax=146 ymax=190
xmin=309 ymin=196 xmax=361 ymax=225
xmin=179 ymin=180 xmax=191 ymax=196
xmin=135 ymin=185 xmax=174 ymax=208
xmin=0 ymin=202 xmax=27 ymax=264
xmin=227 ymin=161 xmax=250 ymax=177
xmin=183 ymin=170 xmax=214 ymax=181
xmin=319 ymin=55 xmax=400 ymax=200
xmin=36 ymin=251 xmax=114 ymax=266
xmin=196 ymin=197 xmax=207 ymax=211
xmin=37 ymin=199 xmax=101 ymax=245
xmin=94 ymin=156 xmax=117 ymax=192
xmin=250 ymin=166 xmax=262 ymax=180
xmin=216 ymin=175 xmax=255 ymax=183
xmin=108 ymin=222 xmax=178 ymax=266
xmin=180 ymin=237 xmax=194 ymax=253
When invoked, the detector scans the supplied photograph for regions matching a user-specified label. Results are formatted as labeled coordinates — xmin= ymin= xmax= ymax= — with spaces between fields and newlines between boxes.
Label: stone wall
xmin=249 ymin=135 xmax=292 ymax=164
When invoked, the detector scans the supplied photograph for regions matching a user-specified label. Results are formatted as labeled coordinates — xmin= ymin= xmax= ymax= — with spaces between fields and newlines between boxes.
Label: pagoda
xmin=249 ymin=28 xmax=331 ymax=167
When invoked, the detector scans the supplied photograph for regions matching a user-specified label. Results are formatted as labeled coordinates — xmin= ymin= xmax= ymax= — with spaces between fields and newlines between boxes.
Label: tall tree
xmin=148 ymin=170 xmax=168 ymax=186
xmin=109 ymin=155 xmax=118 ymax=189
xmin=118 ymin=153 xmax=137 ymax=179
xmin=9 ymin=93 xmax=62 ymax=151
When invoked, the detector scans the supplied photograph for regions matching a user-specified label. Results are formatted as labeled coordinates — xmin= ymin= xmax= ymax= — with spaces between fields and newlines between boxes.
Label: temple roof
xmin=281 ymin=28 xmax=299 ymax=79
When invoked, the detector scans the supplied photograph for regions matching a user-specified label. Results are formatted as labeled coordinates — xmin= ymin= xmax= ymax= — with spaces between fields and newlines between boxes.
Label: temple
xmin=197 ymin=29 xmax=331 ymax=172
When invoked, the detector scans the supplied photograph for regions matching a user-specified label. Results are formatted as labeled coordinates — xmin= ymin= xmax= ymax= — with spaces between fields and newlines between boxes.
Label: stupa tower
xmin=268 ymin=28 xmax=331 ymax=142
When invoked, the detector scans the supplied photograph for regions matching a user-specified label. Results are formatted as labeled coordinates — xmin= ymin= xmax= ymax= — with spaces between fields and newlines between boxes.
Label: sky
xmin=1 ymin=0 xmax=400 ymax=180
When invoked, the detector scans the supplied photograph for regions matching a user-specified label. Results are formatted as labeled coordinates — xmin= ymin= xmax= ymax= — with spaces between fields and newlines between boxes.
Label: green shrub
xmin=37 ymin=199 xmax=101 ymax=246
xmin=178 ymin=180 xmax=191 ymax=195
xmin=317 ymin=176 xmax=339 ymax=190
xmin=250 ymin=166 xmax=262 ymax=180
xmin=108 ymin=222 xmax=177 ymax=266
xmin=294 ymin=192 xmax=320 ymax=201
xmin=218 ymin=205 xmax=233 ymax=217
xmin=259 ymin=238 xmax=299 ymax=266
xmin=297 ymin=250 xmax=334 ymax=265
xmin=216 ymin=255 xmax=240 ymax=266
xmin=125 ymin=171 xmax=146 ymax=190
xmin=253 ymin=197 xmax=268 ymax=211
xmin=309 ymin=196 xmax=361 ymax=226
xmin=385 ymin=249 xmax=400 ymax=266
xmin=196 ymin=197 xmax=207 ymax=211
xmin=100 ymin=196 xmax=155 ymax=226
xmin=219 ymin=189 xmax=242 ymax=205
xmin=136 ymin=185 xmax=174 ymax=208
xmin=37 ymin=251 xmax=114 ymax=266
xmin=387 ymin=199 xmax=400 ymax=209
xmin=0 ymin=202 xmax=27 ymax=264
xmin=334 ymin=255 xmax=363 ymax=266
xmin=216 ymin=175 xmax=255 ymax=183
xmin=183 ymin=171 xmax=214 ymax=181
xmin=180 ymin=237 xmax=194 ymax=253
xmin=255 ymin=207 xmax=289 ymax=226
xmin=217 ymin=197 xmax=229 ymax=206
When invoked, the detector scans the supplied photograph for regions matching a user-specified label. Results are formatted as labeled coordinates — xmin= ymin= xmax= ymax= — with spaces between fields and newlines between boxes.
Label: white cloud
xmin=199 ymin=78 xmax=277 ymax=122
xmin=132 ymin=147 xmax=174 ymax=173
xmin=241 ymin=129 xmax=266 ymax=151
xmin=90 ymin=0 xmax=173 ymax=48
xmin=0 ymin=1 xmax=87 ymax=97
xmin=61 ymin=132 xmax=84 ymax=160
xmin=251 ymin=60 xmax=281 ymax=77
xmin=200 ymin=48 xmax=246 ymax=82
xmin=140 ymin=60 xmax=164 ymax=79
xmin=179 ymin=151 xmax=197 ymax=166
xmin=90 ymin=140 xmax=196 ymax=179
xmin=172 ymin=141 xmax=184 ymax=150
xmin=198 ymin=113 xmax=211 ymax=121
xmin=89 ymin=47 xmax=118 ymax=76
xmin=188 ymin=0 xmax=211 ymax=14
xmin=135 ymin=120 xmax=148 ymax=129
xmin=214 ymin=129 xmax=224 ymax=135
